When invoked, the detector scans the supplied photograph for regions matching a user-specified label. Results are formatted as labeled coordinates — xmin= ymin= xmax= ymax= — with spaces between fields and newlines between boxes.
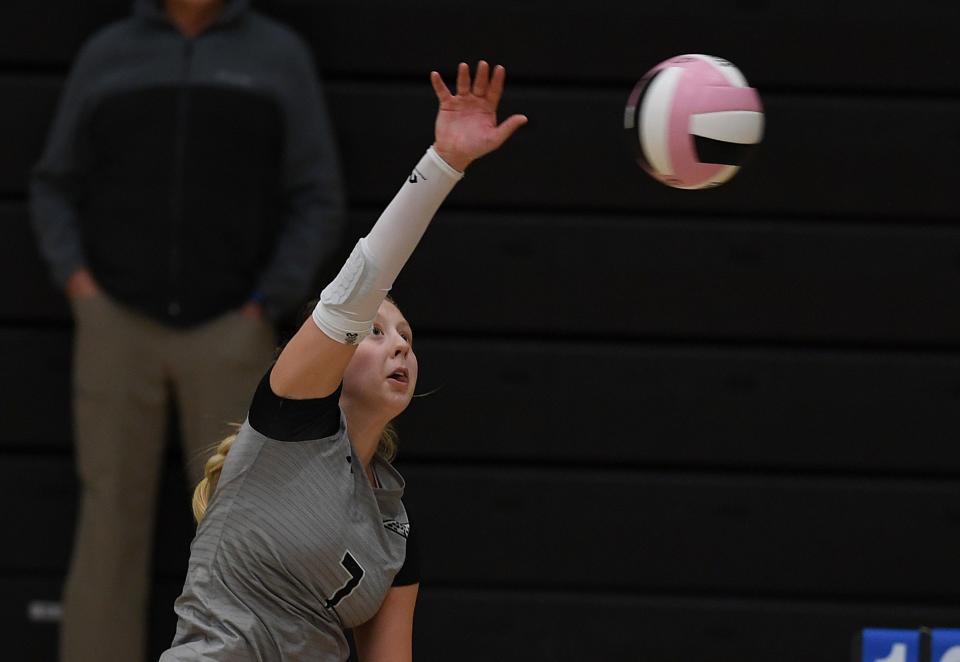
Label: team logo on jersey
xmin=383 ymin=519 xmax=410 ymax=539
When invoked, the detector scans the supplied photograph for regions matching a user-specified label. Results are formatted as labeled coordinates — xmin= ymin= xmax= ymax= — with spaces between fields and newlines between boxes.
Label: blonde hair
xmin=192 ymin=424 xmax=400 ymax=523
xmin=192 ymin=432 xmax=237 ymax=523
xmin=378 ymin=421 xmax=399 ymax=464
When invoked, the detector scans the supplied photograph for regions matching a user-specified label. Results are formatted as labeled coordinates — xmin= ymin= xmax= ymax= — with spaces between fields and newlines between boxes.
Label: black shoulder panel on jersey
xmin=248 ymin=365 xmax=343 ymax=441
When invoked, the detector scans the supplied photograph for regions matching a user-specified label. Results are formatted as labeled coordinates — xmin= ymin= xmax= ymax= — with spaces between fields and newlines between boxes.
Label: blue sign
xmin=861 ymin=629 xmax=920 ymax=662
xmin=931 ymin=629 xmax=960 ymax=662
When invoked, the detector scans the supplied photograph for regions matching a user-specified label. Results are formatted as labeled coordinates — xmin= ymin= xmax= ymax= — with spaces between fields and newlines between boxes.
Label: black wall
xmin=3 ymin=1 xmax=960 ymax=660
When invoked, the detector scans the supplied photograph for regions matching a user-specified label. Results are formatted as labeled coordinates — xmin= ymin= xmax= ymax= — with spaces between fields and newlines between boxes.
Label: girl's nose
xmin=392 ymin=334 xmax=409 ymax=356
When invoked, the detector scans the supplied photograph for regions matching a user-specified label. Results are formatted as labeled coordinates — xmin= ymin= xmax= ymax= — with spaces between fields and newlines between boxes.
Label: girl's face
xmin=341 ymin=300 xmax=418 ymax=417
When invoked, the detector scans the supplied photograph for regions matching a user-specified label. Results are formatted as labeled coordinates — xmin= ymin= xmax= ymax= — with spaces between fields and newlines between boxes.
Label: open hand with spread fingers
xmin=430 ymin=61 xmax=528 ymax=172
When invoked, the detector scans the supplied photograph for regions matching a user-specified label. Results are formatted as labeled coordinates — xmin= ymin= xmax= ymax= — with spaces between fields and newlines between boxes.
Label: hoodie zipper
xmin=168 ymin=37 xmax=193 ymax=318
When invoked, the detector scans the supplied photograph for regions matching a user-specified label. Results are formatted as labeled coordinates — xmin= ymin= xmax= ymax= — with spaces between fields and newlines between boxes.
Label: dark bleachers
xmin=11 ymin=327 xmax=960 ymax=475
xmin=6 ymin=454 xmax=960 ymax=661
xmin=8 ymin=77 xmax=960 ymax=217
xmin=9 ymin=203 xmax=960 ymax=342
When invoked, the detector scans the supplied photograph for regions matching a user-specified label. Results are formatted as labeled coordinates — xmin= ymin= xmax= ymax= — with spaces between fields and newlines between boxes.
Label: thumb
xmin=492 ymin=114 xmax=528 ymax=148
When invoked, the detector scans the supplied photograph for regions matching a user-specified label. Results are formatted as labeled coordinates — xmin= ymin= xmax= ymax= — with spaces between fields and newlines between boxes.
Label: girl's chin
xmin=379 ymin=385 xmax=413 ymax=409
xmin=342 ymin=391 xmax=411 ymax=419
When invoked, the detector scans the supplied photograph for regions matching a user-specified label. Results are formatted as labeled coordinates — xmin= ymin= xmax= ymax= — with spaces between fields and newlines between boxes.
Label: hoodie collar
xmin=133 ymin=0 xmax=250 ymax=28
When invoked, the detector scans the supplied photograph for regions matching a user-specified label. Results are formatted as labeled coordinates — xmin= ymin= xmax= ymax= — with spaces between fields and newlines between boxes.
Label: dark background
xmin=3 ymin=1 xmax=960 ymax=660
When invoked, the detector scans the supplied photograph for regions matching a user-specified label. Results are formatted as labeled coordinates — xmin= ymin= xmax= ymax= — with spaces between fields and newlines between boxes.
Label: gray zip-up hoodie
xmin=30 ymin=0 xmax=345 ymax=324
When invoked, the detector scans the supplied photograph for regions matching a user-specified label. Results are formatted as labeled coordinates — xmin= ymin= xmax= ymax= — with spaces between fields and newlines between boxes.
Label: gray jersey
xmin=160 ymin=415 xmax=409 ymax=661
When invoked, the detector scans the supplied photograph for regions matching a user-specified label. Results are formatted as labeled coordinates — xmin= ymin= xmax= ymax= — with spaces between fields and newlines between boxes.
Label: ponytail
xmin=192 ymin=433 xmax=238 ymax=523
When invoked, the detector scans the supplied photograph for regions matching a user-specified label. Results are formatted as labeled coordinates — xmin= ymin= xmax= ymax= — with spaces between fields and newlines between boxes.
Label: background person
xmin=29 ymin=1 xmax=345 ymax=660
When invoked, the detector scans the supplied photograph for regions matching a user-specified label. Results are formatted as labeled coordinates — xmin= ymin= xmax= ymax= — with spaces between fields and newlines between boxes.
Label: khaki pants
xmin=60 ymin=294 xmax=275 ymax=662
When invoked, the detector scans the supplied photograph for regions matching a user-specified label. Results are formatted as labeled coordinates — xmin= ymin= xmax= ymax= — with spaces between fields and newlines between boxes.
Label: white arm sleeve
xmin=312 ymin=147 xmax=463 ymax=344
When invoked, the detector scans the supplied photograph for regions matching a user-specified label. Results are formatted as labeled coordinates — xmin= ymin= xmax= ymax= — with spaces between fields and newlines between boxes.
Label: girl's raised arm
xmin=270 ymin=62 xmax=526 ymax=399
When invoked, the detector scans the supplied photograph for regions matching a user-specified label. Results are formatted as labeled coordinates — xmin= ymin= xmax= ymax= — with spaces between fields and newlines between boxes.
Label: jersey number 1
xmin=325 ymin=551 xmax=365 ymax=610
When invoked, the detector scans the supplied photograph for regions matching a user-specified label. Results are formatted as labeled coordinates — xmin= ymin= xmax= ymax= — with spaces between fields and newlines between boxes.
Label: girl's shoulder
xmin=248 ymin=366 xmax=343 ymax=443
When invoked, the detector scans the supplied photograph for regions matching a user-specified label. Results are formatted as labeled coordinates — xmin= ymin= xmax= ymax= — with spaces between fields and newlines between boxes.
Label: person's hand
xmin=66 ymin=268 xmax=101 ymax=301
xmin=430 ymin=61 xmax=528 ymax=172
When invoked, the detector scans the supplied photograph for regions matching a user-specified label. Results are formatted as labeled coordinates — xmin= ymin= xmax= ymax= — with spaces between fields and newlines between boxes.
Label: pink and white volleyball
xmin=624 ymin=54 xmax=764 ymax=189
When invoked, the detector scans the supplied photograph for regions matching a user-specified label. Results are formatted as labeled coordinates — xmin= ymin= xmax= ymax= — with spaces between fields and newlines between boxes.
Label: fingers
xmin=430 ymin=71 xmax=452 ymax=103
xmin=434 ymin=63 xmax=521 ymax=147
xmin=492 ymin=113 xmax=529 ymax=147
xmin=472 ymin=60 xmax=490 ymax=97
xmin=487 ymin=64 xmax=506 ymax=107
xmin=440 ymin=61 xmax=507 ymax=104
xmin=456 ymin=62 xmax=470 ymax=96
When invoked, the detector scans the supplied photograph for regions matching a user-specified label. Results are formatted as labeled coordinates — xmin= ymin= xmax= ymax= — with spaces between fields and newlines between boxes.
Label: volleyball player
xmin=159 ymin=61 xmax=527 ymax=661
